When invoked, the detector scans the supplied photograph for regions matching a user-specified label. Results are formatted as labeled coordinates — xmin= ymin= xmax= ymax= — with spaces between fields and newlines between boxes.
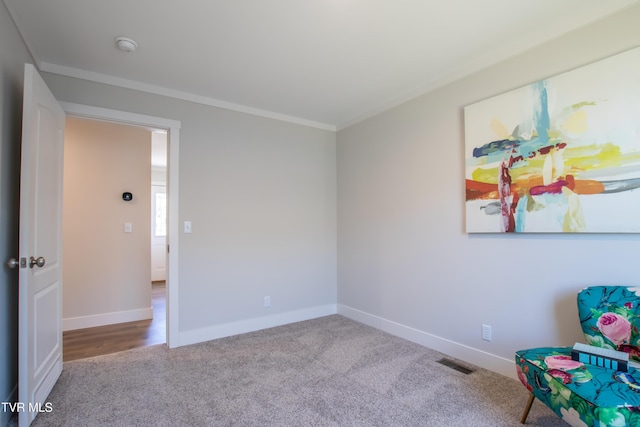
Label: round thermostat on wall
xmin=122 ymin=192 xmax=133 ymax=201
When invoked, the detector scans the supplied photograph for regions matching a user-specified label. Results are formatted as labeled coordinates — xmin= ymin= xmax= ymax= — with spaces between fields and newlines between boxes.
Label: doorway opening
xmin=59 ymin=102 xmax=180 ymax=359
xmin=62 ymin=119 xmax=169 ymax=360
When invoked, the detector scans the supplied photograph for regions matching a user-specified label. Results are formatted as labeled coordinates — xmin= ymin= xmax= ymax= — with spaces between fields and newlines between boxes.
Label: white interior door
xmin=18 ymin=64 xmax=65 ymax=427
xmin=151 ymin=184 xmax=167 ymax=281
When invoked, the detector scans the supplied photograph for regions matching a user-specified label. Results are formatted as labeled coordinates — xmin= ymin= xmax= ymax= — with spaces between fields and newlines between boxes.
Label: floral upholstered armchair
xmin=515 ymin=286 xmax=640 ymax=427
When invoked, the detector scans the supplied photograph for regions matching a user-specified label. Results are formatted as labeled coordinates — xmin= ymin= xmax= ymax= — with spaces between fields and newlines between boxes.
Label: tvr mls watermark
xmin=1 ymin=402 xmax=53 ymax=413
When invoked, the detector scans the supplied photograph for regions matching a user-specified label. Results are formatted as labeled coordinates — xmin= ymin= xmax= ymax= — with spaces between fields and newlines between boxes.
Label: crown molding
xmin=40 ymin=62 xmax=336 ymax=132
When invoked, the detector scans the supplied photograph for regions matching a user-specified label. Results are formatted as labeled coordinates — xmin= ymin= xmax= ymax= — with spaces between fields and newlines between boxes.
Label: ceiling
xmin=5 ymin=0 xmax=638 ymax=130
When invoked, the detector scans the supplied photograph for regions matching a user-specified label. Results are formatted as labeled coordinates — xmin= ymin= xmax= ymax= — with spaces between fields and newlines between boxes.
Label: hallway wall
xmin=63 ymin=116 xmax=152 ymax=329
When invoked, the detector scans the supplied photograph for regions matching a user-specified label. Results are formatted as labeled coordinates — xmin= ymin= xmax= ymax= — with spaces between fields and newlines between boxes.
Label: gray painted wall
xmin=2 ymin=1 xmax=336 ymax=413
xmin=3 ymin=1 xmax=640 ymax=418
xmin=41 ymin=72 xmax=338 ymax=340
xmin=337 ymin=4 xmax=640 ymax=378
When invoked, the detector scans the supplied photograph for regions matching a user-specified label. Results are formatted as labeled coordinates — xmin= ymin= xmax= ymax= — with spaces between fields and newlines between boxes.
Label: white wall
xmin=337 ymin=4 xmax=640 ymax=379
xmin=63 ymin=116 xmax=152 ymax=329
xmin=42 ymin=74 xmax=338 ymax=344
xmin=0 ymin=2 xmax=35 ymax=422
xmin=151 ymin=130 xmax=167 ymax=185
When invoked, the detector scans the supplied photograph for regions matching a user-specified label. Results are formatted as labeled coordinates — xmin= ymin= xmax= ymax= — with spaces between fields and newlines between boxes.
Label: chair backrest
xmin=577 ymin=286 xmax=640 ymax=362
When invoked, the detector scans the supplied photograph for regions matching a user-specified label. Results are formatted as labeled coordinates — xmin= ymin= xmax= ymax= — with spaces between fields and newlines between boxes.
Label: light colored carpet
xmin=30 ymin=315 xmax=565 ymax=426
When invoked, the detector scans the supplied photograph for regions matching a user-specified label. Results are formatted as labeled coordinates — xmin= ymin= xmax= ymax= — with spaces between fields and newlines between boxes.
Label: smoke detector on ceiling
xmin=115 ymin=36 xmax=138 ymax=53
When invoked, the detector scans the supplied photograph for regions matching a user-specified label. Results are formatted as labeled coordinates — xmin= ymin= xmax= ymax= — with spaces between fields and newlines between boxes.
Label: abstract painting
xmin=464 ymin=48 xmax=640 ymax=233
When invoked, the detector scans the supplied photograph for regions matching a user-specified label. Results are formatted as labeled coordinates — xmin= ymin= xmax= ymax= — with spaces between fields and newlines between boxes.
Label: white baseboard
xmin=1 ymin=384 xmax=17 ymax=427
xmin=173 ymin=303 xmax=516 ymax=380
xmin=63 ymin=307 xmax=153 ymax=331
xmin=178 ymin=304 xmax=338 ymax=347
xmin=337 ymin=304 xmax=517 ymax=381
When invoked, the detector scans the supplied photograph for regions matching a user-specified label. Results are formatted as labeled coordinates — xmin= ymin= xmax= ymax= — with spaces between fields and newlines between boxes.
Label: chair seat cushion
xmin=516 ymin=346 xmax=640 ymax=426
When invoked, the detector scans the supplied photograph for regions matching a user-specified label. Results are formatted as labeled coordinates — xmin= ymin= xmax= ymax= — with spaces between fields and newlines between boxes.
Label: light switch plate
xmin=124 ymin=223 xmax=132 ymax=233
xmin=184 ymin=221 xmax=192 ymax=233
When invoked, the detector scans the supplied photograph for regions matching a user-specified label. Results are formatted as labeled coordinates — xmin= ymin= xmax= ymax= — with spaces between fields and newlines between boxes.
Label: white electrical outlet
xmin=481 ymin=324 xmax=492 ymax=342
xmin=264 ymin=296 xmax=271 ymax=307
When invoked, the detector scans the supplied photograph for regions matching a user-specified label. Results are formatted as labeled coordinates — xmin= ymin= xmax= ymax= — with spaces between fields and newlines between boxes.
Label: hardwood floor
xmin=63 ymin=281 xmax=166 ymax=361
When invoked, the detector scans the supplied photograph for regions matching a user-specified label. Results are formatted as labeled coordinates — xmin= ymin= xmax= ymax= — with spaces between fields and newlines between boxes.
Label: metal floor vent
xmin=437 ymin=358 xmax=475 ymax=375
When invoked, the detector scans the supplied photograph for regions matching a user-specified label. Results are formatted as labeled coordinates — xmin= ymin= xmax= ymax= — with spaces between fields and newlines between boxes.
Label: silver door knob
xmin=7 ymin=258 xmax=19 ymax=269
xmin=29 ymin=256 xmax=45 ymax=268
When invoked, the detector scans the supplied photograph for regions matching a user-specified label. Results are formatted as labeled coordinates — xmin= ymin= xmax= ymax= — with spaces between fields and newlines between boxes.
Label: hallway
xmin=62 ymin=282 xmax=166 ymax=361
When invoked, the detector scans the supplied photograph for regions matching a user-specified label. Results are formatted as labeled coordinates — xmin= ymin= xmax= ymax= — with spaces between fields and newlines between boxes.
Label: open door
xmin=17 ymin=64 xmax=65 ymax=426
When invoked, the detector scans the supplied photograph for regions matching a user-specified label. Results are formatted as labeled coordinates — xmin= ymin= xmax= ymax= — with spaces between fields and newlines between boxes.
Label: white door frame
xmin=151 ymin=184 xmax=167 ymax=282
xmin=60 ymin=102 xmax=181 ymax=348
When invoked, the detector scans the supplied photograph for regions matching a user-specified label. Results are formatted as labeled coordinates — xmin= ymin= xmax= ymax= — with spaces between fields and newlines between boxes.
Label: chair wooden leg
xmin=520 ymin=392 xmax=536 ymax=424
